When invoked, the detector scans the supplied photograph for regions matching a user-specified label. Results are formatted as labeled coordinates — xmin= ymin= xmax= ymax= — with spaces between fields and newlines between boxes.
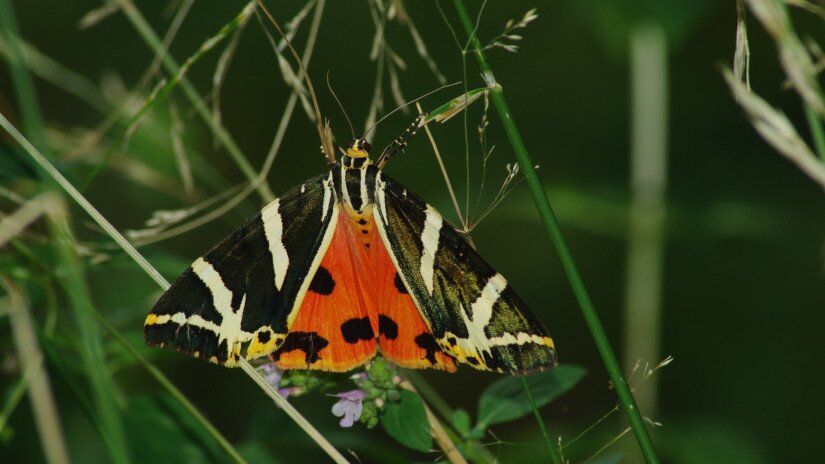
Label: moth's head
xmin=346 ymin=138 xmax=371 ymax=159
xmin=340 ymin=137 xmax=372 ymax=168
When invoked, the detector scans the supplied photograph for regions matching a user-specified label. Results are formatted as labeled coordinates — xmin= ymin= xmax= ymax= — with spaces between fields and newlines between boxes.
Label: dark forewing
xmin=145 ymin=172 xmax=338 ymax=366
xmin=372 ymin=172 xmax=557 ymax=374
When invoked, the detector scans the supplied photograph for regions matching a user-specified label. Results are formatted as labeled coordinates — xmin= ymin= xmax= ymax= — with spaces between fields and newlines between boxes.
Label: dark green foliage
xmin=475 ymin=365 xmax=586 ymax=432
xmin=381 ymin=389 xmax=432 ymax=452
xmin=126 ymin=395 xmax=221 ymax=464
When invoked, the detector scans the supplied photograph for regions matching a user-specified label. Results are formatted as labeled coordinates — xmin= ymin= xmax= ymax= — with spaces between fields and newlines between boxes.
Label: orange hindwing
xmin=272 ymin=206 xmax=455 ymax=372
xmin=272 ymin=210 xmax=377 ymax=371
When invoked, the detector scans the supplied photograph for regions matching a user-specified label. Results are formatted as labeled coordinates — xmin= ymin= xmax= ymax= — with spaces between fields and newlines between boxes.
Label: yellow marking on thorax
xmin=346 ymin=147 xmax=369 ymax=159
xmin=344 ymin=203 xmax=376 ymax=248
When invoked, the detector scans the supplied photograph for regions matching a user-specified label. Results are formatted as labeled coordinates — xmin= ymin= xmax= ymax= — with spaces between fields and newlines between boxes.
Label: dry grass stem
xmin=724 ymin=69 xmax=825 ymax=190
xmin=1 ymin=280 xmax=71 ymax=464
xmin=399 ymin=380 xmax=468 ymax=464
xmin=418 ymin=102 xmax=469 ymax=233
xmin=0 ymin=193 xmax=62 ymax=247
xmin=747 ymin=0 xmax=825 ymax=116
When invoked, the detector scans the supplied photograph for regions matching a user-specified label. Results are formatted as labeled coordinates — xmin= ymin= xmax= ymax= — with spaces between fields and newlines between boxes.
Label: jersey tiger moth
xmin=144 ymin=125 xmax=557 ymax=374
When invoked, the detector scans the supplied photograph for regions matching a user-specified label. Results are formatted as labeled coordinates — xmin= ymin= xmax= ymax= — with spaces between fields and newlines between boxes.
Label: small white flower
xmin=330 ymin=390 xmax=365 ymax=428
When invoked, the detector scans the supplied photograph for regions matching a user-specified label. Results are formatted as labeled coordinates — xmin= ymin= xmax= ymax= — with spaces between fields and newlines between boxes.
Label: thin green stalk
xmin=112 ymin=0 xmax=274 ymax=202
xmin=0 ymin=3 xmax=132 ymax=463
xmin=450 ymin=1 xmax=660 ymax=462
xmin=804 ymin=103 xmax=825 ymax=162
xmin=0 ymin=370 xmax=29 ymax=436
xmin=521 ymin=378 xmax=560 ymax=464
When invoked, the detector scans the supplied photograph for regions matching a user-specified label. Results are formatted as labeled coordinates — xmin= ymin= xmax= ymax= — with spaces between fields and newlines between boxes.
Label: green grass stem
xmin=520 ymin=377 xmax=561 ymax=464
xmin=450 ymin=1 xmax=660 ymax=462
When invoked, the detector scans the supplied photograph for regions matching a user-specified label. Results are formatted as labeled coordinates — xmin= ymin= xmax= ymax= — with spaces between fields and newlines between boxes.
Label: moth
xmin=144 ymin=121 xmax=557 ymax=374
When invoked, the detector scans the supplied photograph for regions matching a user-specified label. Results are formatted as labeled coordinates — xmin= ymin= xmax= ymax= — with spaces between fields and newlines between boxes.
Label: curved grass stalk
xmin=450 ymin=1 xmax=661 ymax=462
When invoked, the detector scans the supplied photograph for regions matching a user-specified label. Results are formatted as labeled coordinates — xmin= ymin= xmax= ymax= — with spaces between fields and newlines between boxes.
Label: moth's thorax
xmin=340 ymin=137 xmax=372 ymax=168
xmin=333 ymin=160 xmax=379 ymax=215
xmin=340 ymin=154 xmax=371 ymax=169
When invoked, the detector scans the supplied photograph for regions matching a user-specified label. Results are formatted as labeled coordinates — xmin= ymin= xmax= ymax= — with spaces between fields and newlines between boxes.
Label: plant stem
xmin=624 ymin=24 xmax=667 ymax=421
xmin=521 ymin=378 xmax=561 ymax=464
xmin=804 ymin=103 xmax=825 ymax=162
xmin=450 ymin=1 xmax=660 ymax=462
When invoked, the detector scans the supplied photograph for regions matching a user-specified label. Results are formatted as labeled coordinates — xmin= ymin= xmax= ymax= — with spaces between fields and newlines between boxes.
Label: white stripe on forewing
xmin=487 ymin=332 xmax=548 ymax=347
xmin=191 ymin=258 xmax=245 ymax=344
xmin=151 ymin=312 xmax=255 ymax=344
xmin=339 ymin=164 xmax=352 ymax=211
xmin=419 ymin=206 xmax=443 ymax=294
xmin=359 ymin=167 xmax=369 ymax=209
xmin=376 ymin=172 xmax=388 ymax=220
xmin=470 ymin=273 xmax=506 ymax=326
xmin=443 ymin=274 xmax=508 ymax=361
xmin=262 ymin=200 xmax=289 ymax=290
xmin=322 ymin=172 xmax=333 ymax=219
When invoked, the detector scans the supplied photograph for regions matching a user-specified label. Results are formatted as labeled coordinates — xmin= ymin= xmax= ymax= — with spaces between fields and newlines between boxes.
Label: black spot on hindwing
xmin=257 ymin=331 xmax=271 ymax=343
xmin=378 ymin=315 xmax=398 ymax=340
xmin=309 ymin=266 xmax=335 ymax=295
xmin=340 ymin=317 xmax=375 ymax=343
xmin=272 ymin=332 xmax=328 ymax=364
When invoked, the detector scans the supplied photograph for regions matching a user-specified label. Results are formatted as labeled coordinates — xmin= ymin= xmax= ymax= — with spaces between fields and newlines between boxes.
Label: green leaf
xmin=476 ymin=365 xmax=586 ymax=430
xmin=236 ymin=442 xmax=282 ymax=464
xmin=381 ymin=390 xmax=432 ymax=452
xmin=451 ymin=408 xmax=471 ymax=437
xmin=424 ymin=86 xmax=495 ymax=124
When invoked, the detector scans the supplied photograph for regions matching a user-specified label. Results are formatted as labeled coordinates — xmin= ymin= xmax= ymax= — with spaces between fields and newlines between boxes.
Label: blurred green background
xmin=1 ymin=1 xmax=823 ymax=463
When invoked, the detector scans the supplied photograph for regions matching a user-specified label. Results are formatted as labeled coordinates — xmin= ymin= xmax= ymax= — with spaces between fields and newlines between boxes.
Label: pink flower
xmin=330 ymin=390 xmax=365 ymax=427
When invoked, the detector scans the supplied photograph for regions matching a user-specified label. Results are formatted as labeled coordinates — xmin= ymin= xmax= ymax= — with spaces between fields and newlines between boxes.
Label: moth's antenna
xmin=256 ymin=1 xmax=335 ymax=163
xmin=363 ymin=81 xmax=461 ymax=139
xmin=326 ymin=72 xmax=355 ymax=139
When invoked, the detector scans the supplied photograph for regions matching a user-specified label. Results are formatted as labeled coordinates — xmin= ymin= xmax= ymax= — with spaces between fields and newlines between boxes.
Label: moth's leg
xmin=377 ymin=114 xmax=425 ymax=168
